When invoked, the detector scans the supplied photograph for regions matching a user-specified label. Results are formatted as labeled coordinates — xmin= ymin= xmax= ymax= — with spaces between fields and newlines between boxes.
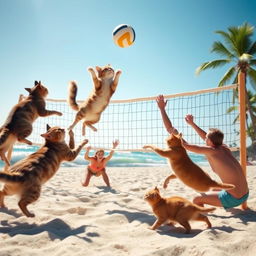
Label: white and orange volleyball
xmin=112 ymin=24 xmax=135 ymax=48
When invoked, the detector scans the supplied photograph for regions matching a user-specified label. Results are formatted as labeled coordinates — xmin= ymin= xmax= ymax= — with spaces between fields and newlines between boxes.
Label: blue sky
xmin=0 ymin=0 xmax=255 ymax=124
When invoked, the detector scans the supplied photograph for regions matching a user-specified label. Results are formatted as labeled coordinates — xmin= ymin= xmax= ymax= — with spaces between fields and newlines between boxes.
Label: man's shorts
xmin=218 ymin=190 xmax=249 ymax=209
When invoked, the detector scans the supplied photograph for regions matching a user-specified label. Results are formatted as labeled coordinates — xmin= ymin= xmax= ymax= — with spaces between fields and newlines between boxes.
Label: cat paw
xmin=68 ymin=130 xmax=74 ymax=137
xmin=56 ymin=111 xmax=63 ymax=116
xmin=116 ymin=70 xmax=122 ymax=75
xmin=143 ymin=145 xmax=151 ymax=150
xmin=82 ymin=139 xmax=89 ymax=145
xmin=87 ymin=67 xmax=94 ymax=72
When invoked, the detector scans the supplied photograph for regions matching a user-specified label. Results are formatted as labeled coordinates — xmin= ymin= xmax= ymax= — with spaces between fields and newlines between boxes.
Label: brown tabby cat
xmin=143 ymin=133 xmax=235 ymax=192
xmin=0 ymin=125 xmax=88 ymax=217
xmin=144 ymin=187 xmax=215 ymax=233
xmin=0 ymin=81 xmax=62 ymax=169
xmin=68 ymin=65 xmax=122 ymax=135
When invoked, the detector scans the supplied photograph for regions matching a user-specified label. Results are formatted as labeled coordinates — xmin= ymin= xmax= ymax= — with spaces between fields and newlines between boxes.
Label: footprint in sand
xmin=67 ymin=207 xmax=87 ymax=215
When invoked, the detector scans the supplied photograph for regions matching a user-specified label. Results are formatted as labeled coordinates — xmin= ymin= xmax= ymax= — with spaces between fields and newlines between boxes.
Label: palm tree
xmin=227 ymin=90 xmax=256 ymax=145
xmin=196 ymin=23 xmax=256 ymax=155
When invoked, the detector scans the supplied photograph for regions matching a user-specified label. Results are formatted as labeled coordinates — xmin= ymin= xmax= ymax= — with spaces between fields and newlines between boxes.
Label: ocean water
xmin=0 ymin=145 xmax=209 ymax=168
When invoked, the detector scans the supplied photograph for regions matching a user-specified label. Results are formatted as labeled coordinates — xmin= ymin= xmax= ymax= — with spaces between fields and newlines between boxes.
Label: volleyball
xmin=112 ymin=24 xmax=135 ymax=48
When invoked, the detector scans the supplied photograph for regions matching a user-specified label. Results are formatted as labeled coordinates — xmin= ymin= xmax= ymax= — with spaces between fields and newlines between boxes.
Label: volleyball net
xmin=27 ymin=84 xmax=240 ymax=151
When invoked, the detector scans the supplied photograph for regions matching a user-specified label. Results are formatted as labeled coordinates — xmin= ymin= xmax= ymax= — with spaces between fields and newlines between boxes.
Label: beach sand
xmin=0 ymin=165 xmax=256 ymax=256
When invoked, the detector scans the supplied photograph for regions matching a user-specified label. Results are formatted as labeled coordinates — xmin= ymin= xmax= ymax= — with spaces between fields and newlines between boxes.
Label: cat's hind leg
xmin=193 ymin=213 xmax=212 ymax=228
xmin=85 ymin=122 xmax=97 ymax=132
xmin=0 ymin=151 xmax=10 ymax=167
xmin=0 ymin=184 xmax=16 ymax=207
xmin=18 ymin=185 xmax=41 ymax=217
xmin=3 ymin=145 xmax=14 ymax=171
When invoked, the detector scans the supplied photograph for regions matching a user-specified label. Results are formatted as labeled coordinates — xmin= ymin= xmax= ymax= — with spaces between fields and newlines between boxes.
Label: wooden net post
xmin=238 ymin=71 xmax=248 ymax=210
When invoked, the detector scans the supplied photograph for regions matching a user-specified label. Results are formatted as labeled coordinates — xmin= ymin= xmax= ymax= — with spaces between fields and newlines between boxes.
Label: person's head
xmin=95 ymin=149 xmax=105 ymax=160
xmin=205 ymin=128 xmax=224 ymax=147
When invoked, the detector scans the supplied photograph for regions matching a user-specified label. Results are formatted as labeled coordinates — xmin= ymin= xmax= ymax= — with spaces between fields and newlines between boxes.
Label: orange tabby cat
xmin=144 ymin=187 xmax=215 ymax=233
xmin=68 ymin=65 xmax=122 ymax=135
xmin=0 ymin=81 xmax=62 ymax=169
xmin=143 ymin=133 xmax=235 ymax=192
xmin=0 ymin=125 xmax=88 ymax=217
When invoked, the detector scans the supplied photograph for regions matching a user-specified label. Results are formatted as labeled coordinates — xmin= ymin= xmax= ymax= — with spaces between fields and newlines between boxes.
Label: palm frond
xmin=248 ymin=42 xmax=256 ymax=55
xmin=218 ymin=66 xmax=236 ymax=87
xmin=211 ymin=41 xmax=235 ymax=58
xmin=250 ymin=59 xmax=256 ymax=66
xmin=215 ymin=30 xmax=237 ymax=55
xmin=226 ymin=105 xmax=238 ymax=113
xmin=195 ymin=59 xmax=230 ymax=75
xmin=228 ymin=23 xmax=254 ymax=55
xmin=248 ymin=67 xmax=256 ymax=90
xmin=232 ymin=115 xmax=239 ymax=124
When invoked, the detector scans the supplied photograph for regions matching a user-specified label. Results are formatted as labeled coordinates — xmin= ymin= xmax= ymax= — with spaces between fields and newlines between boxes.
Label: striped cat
xmin=68 ymin=65 xmax=122 ymax=135
xmin=0 ymin=125 xmax=88 ymax=217
xmin=0 ymin=81 xmax=62 ymax=170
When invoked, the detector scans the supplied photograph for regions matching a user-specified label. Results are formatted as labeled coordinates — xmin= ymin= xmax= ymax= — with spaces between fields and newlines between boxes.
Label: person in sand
xmin=82 ymin=140 xmax=119 ymax=187
xmin=156 ymin=94 xmax=249 ymax=210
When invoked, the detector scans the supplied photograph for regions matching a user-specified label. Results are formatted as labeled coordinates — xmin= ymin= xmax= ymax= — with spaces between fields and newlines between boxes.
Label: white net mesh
xmin=27 ymin=84 xmax=240 ymax=151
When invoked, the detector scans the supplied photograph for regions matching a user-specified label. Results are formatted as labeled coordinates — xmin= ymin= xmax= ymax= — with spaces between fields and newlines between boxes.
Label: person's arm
xmin=84 ymin=146 xmax=92 ymax=160
xmin=185 ymin=114 xmax=207 ymax=141
xmin=105 ymin=140 xmax=119 ymax=162
xmin=182 ymin=139 xmax=214 ymax=155
xmin=156 ymin=95 xmax=178 ymax=135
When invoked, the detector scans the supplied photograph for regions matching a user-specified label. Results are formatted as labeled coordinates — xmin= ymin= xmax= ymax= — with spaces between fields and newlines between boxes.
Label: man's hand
xmin=156 ymin=95 xmax=167 ymax=110
xmin=185 ymin=114 xmax=194 ymax=125
xmin=112 ymin=139 xmax=119 ymax=149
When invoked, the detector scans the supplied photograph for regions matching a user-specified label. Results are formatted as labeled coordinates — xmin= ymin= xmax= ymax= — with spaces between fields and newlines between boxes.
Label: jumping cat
xmin=143 ymin=133 xmax=235 ymax=192
xmin=0 ymin=125 xmax=88 ymax=217
xmin=144 ymin=187 xmax=215 ymax=233
xmin=0 ymin=81 xmax=62 ymax=170
xmin=68 ymin=65 xmax=122 ymax=135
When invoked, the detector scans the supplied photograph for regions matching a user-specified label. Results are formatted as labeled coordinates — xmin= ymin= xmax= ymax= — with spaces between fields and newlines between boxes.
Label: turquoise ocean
xmin=0 ymin=145 xmax=209 ymax=168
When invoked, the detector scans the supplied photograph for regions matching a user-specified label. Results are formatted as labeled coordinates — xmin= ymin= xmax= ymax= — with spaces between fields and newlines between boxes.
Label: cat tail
xmin=0 ymin=127 xmax=11 ymax=146
xmin=196 ymin=205 xmax=216 ymax=213
xmin=0 ymin=172 xmax=25 ymax=183
xmin=211 ymin=181 xmax=235 ymax=191
xmin=68 ymin=81 xmax=79 ymax=111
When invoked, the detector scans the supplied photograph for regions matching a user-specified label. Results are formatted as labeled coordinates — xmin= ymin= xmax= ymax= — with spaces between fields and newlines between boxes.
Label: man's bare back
xmin=206 ymin=145 xmax=248 ymax=198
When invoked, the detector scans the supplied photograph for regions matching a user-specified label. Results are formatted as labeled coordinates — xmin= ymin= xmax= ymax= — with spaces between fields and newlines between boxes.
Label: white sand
xmin=0 ymin=165 xmax=256 ymax=256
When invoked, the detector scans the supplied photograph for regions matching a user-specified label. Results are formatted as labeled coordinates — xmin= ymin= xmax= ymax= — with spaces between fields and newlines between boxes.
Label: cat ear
xmin=154 ymin=186 xmax=159 ymax=191
xmin=25 ymin=88 xmax=32 ymax=93
xmin=95 ymin=66 xmax=101 ymax=72
xmin=38 ymin=81 xmax=42 ymax=86
xmin=178 ymin=133 xmax=183 ymax=138
xmin=40 ymin=132 xmax=48 ymax=138
xmin=46 ymin=124 xmax=51 ymax=131
xmin=34 ymin=80 xmax=39 ymax=86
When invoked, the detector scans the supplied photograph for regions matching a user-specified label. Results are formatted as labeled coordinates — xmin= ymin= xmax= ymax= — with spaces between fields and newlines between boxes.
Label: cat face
xmin=166 ymin=133 xmax=182 ymax=148
xmin=144 ymin=187 xmax=161 ymax=204
xmin=96 ymin=65 xmax=114 ymax=79
xmin=41 ymin=125 xmax=65 ymax=142
xmin=25 ymin=81 xmax=49 ymax=98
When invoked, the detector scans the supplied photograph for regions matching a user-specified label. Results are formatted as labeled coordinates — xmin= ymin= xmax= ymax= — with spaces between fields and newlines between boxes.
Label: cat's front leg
xmin=111 ymin=70 xmax=122 ymax=91
xmin=143 ymin=145 xmax=171 ymax=158
xmin=88 ymin=67 xmax=100 ymax=89
xmin=39 ymin=109 xmax=62 ymax=117
xmin=66 ymin=139 xmax=89 ymax=161
xmin=149 ymin=218 xmax=165 ymax=230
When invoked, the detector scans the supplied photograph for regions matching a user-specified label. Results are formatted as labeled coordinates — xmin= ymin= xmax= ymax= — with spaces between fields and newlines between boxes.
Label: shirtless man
xmin=156 ymin=95 xmax=249 ymax=210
